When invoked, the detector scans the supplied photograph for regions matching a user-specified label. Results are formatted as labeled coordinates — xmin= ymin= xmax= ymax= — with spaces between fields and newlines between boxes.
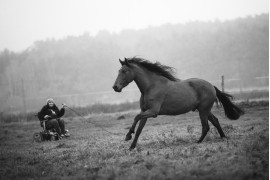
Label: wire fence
xmin=3 ymin=76 xmax=269 ymax=113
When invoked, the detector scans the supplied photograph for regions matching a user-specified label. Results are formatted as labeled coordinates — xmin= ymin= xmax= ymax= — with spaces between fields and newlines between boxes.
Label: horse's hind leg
xmin=197 ymin=111 xmax=210 ymax=143
xmin=208 ymin=113 xmax=226 ymax=138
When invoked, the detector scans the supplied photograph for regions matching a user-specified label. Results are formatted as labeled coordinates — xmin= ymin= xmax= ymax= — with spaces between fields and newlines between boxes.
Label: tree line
xmin=0 ymin=14 xmax=268 ymax=112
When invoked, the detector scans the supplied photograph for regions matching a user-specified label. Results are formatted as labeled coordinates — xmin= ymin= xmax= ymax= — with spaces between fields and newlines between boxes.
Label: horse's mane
xmin=127 ymin=57 xmax=178 ymax=81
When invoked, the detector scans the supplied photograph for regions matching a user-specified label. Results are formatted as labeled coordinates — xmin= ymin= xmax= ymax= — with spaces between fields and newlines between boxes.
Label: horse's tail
xmin=214 ymin=86 xmax=244 ymax=120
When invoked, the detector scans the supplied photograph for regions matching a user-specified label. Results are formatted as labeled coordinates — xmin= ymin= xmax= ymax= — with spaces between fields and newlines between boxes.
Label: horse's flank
xmin=159 ymin=78 xmax=216 ymax=115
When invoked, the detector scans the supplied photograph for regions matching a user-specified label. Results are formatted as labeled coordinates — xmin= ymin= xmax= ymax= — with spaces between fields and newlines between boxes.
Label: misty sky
xmin=0 ymin=0 xmax=268 ymax=52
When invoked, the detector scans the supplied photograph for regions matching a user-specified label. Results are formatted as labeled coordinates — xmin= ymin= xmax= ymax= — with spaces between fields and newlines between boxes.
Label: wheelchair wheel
xmin=33 ymin=132 xmax=42 ymax=142
xmin=51 ymin=135 xmax=56 ymax=141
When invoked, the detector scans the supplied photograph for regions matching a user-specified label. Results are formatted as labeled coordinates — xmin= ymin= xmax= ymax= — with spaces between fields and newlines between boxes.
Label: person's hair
xmin=46 ymin=98 xmax=54 ymax=104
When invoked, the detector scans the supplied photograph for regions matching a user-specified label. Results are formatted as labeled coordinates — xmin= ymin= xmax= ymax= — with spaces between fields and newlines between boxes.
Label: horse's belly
xmin=159 ymin=92 xmax=198 ymax=115
xmin=159 ymin=106 xmax=191 ymax=115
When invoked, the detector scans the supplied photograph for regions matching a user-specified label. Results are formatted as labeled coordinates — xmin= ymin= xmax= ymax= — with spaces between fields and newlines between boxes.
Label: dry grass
xmin=0 ymin=105 xmax=268 ymax=180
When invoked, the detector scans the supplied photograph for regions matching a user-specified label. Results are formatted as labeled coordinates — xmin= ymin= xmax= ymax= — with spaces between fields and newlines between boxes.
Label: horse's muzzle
xmin=112 ymin=85 xmax=122 ymax=92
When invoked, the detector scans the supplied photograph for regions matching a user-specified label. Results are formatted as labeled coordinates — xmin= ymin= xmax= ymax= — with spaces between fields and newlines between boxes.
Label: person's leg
xmin=46 ymin=119 xmax=61 ymax=135
xmin=57 ymin=118 xmax=70 ymax=137
xmin=57 ymin=118 xmax=65 ymax=134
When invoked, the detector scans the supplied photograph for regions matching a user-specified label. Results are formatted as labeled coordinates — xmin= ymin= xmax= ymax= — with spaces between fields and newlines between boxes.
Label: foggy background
xmin=0 ymin=0 xmax=268 ymax=113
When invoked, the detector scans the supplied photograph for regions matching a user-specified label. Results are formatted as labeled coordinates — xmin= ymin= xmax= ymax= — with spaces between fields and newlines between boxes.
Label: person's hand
xmin=62 ymin=103 xmax=67 ymax=108
xmin=44 ymin=115 xmax=50 ymax=120
xmin=51 ymin=110 xmax=56 ymax=115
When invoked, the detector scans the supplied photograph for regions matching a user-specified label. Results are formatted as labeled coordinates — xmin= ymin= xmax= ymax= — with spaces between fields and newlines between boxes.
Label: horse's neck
xmin=134 ymin=68 xmax=169 ymax=94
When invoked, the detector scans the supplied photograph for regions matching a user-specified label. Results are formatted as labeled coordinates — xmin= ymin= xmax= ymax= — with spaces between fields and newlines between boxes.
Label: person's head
xmin=46 ymin=98 xmax=55 ymax=107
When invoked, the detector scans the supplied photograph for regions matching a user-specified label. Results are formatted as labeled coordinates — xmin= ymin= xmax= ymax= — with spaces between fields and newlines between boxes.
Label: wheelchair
xmin=33 ymin=119 xmax=60 ymax=142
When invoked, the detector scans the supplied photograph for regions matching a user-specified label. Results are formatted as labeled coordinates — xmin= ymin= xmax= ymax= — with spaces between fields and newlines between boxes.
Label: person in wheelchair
xmin=38 ymin=98 xmax=70 ymax=138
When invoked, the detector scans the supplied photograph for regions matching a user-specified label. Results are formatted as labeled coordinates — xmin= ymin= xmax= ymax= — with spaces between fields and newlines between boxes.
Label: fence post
xmin=221 ymin=75 xmax=224 ymax=92
xmin=21 ymin=79 xmax=27 ymax=115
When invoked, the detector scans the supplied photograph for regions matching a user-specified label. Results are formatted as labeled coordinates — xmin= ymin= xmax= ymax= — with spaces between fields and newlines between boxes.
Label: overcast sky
xmin=0 ymin=0 xmax=268 ymax=52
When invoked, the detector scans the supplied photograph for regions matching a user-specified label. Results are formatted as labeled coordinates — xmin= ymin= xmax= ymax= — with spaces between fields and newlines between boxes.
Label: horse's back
xmin=184 ymin=78 xmax=215 ymax=93
xmin=181 ymin=78 xmax=216 ymax=103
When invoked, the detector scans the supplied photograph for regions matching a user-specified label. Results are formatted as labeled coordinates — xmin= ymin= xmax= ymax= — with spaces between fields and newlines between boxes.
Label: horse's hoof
xmin=129 ymin=144 xmax=136 ymax=151
xmin=125 ymin=134 xmax=132 ymax=141
xmin=221 ymin=136 xmax=229 ymax=140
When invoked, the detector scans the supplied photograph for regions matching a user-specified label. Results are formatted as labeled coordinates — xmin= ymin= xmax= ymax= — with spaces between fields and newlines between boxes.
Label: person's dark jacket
xmin=37 ymin=104 xmax=65 ymax=121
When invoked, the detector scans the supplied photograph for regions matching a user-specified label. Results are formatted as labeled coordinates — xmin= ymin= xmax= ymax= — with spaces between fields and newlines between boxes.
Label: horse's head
xmin=113 ymin=58 xmax=135 ymax=92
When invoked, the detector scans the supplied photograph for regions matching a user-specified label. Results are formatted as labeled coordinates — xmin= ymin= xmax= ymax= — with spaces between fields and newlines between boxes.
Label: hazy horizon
xmin=0 ymin=0 xmax=268 ymax=52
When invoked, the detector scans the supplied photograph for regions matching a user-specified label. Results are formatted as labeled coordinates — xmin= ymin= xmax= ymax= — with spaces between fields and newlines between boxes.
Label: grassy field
xmin=0 ymin=104 xmax=268 ymax=180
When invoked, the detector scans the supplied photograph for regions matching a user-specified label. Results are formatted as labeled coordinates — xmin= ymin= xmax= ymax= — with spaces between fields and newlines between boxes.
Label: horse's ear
xmin=119 ymin=59 xmax=124 ymax=66
xmin=124 ymin=57 xmax=130 ymax=66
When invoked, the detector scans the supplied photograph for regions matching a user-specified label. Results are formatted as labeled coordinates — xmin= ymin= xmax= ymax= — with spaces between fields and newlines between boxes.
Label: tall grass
xmin=0 ymin=111 xmax=37 ymax=123
xmin=0 ymin=101 xmax=139 ymax=123
xmin=64 ymin=101 xmax=139 ymax=117
xmin=231 ymin=89 xmax=269 ymax=101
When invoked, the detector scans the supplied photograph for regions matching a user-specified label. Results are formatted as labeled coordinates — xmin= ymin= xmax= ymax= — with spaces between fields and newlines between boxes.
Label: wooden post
xmin=21 ymin=79 xmax=27 ymax=115
xmin=221 ymin=75 xmax=224 ymax=92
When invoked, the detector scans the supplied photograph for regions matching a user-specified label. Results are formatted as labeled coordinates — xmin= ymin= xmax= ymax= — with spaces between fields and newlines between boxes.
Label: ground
xmin=0 ymin=105 xmax=268 ymax=180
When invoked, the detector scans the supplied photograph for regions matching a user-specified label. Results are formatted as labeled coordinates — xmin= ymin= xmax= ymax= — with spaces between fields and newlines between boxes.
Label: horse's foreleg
xmin=125 ymin=114 xmax=141 ymax=141
xmin=129 ymin=110 xmax=157 ymax=150
xmin=130 ymin=118 xmax=147 ymax=150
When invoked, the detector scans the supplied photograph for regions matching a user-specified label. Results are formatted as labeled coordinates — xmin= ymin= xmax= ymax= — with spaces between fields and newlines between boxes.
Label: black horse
xmin=113 ymin=57 xmax=244 ymax=150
